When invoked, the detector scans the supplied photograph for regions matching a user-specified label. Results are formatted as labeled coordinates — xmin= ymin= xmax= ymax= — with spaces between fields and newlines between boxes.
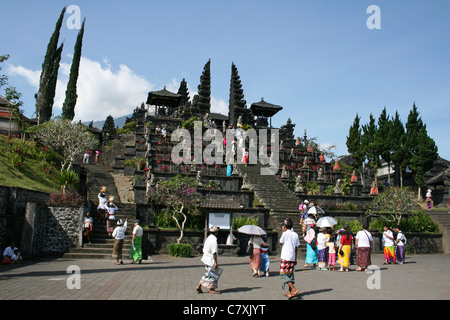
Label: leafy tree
xmin=361 ymin=114 xmax=381 ymax=182
xmin=377 ymin=107 xmax=393 ymax=184
xmin=404 ymin=103 xmax=438 ymax=199
xmin=0 ymin=54 xmax=10 ymax=88
xmin=4 ymin=87 xmax=24 ymax=137
xmin=62 ymin=18 xmax=86 ymax=120
xmin=148 ymin=175 xmax=203 ymax=244
xmin=35 ymin=7 xmax=66 ymax=124
xmin=346 ymin=114 xmax=365 ymax=186
xmin=32 ymin=118 xmax=98 ymax=172
xmin=390 ymin=111 xmax=408 ymax=186
xmin=367 ymin=187 xmax=418 ymax=225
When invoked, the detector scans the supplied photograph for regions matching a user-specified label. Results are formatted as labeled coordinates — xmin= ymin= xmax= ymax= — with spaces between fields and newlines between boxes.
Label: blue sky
xmin=1 ymin=0 xmax=449 ymax=160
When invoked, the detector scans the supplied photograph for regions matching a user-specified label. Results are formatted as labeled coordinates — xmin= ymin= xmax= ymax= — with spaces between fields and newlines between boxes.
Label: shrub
xmin=167 ymin=243 xmax=192 ymax=257
xmin=335 ymin=219 xmax=362 ymax=234
xmin=232 ymin=216 xmax=258 ymax=230
xmin=49 ymin=192 xmax=84 ymax=207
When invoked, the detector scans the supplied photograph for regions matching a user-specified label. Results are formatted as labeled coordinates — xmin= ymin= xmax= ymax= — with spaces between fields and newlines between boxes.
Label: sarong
xmin=318 ymin=248 xmax=327 ymax=263
xmin=280 ymin=260 xmax=296 ymax=289
xmin=396 ymin=245 xmax=405 ymax=263
xmin=338 ymin=244 xmax=351 ymax=268
xmin=107 ymin=218 xmax=115 ymax=233
xmin=384 ymin=245 xmax=396 ymax=263
xmin=305 ymin=243 xmax=318 ymax=264
xmin=112 ymin=239 xmax=124 ymax=259
xmin=199 ymin=265 xmax=219 ymax=290
xmin=249 ymin=248 xmax=261 ymax=269
xmin=130 ymin=236 xmax=142 ymax=262
xmin=260 ymin=252 xmax=270 ymax=272
xmin=356 ymin=247 xmax=371 ymax=268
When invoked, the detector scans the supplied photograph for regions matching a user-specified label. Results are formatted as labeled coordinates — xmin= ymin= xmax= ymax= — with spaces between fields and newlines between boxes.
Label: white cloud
xmin=8 ymin=57 xmax=229 ymax=122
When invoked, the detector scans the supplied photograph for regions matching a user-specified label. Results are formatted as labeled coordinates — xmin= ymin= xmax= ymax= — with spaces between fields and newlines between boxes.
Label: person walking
xmin=196 ymin=226 xmax=221 ymax=294
xmin=112 ymin=218 xmax=128 ymax=265
xmin=394 ymin=226 xmax=406 ymax=264
xmin=304 ymin=223 xmax=318 ymax=268
xmin=317 ymin=228 xmax=328 ymax=270
xmin=279 ymin=218 xmax=301 ymax=299
xmin=106 ymin=197 xmax=118 ymax=237
xmin=97 ymin=186 xmax=108 ymax=225
xmin=382 ymin=225 xmax=396 ymax=264
xmin=337 ymin=225 xmax=353 ymax=272
xmin=83 ymin=212 xmax=94 ymax=245
xmin=248 ymin=235 xmax=268 ymax=277
xmin=260 ymin=243 xmax=270 ymax=277
xmin=130 ymin=219 xmax=143 ymax=264
xmin=355 ymin=225 xmax=373 ymax=272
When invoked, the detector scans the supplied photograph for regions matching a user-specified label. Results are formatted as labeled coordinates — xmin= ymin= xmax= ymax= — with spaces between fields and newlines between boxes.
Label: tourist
xmin=317 ymin=228 xmax=328 ymax=270
xmin=130 ymin=219 xmax=143 ymax=264
xmin=83 ymin=212 xmax=94 ymax=245
xmin=299 ymin=200 xmax=310 ymax=236
xmin=355 ymin=225 xmax=373 ymax=272
xmin=1 ymin=242 xmax=16 ymax=264
xmin=382 ymin=225 xmax=396 ymax=264
xmin=248 ymin=234 xmax=268 ymax=277
xmin=97 ymin=186 xmax=108 ymax=225
xmin=95 ymin=150 xmax=100 ymax=164
xmin=161 ymin=126 xmax=167 ymax=140
xmin=279 ymin=218 xmax=300 ymax=299
xmin=106 ymin=197 xmax=118 ymax=237
xmin=242 ymin=148 xmax=249 ymax=167
xmin=426 ymin=189 xmax=432 ymax=210
xmin=112 ymin=218 xmax=128 ymax=265
xmin=394 ymin=226 xmax=406 ymax=264
xmin=11 ymin=248 xmax=22 ymax=263
xmin=304 ymin=222 xmax=318 ymax=268
xmin=196 ymin=226 xmax=221 ymax=294
xmin=337 ymin=225 xmax=353 ymax=272
xmin=155 ymin=124 xmax=161 ymax=134
xmin=326 ymin=235 xmax=336 ymax=271
xmin=83 ymin=151 xmax=90 ymax=164
xmin=260 ymin=243 xmax=270 ymax=277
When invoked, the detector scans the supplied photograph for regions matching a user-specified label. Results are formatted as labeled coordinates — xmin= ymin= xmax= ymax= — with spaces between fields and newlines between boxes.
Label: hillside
xmin=0 ymin=135 xmax=61 ymax=194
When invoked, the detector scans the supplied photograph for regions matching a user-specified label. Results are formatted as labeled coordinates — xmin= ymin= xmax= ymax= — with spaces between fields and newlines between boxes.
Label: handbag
xmin=309 ymin=239 xmax=317 ymax=250
xmin=246 ymin=242 xmax=254 ymax=254
xmin=339 ymin=249 xmax=344 ymax=256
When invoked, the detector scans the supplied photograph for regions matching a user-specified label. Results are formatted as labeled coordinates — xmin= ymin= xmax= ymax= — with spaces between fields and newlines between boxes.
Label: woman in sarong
xmin=248 ymin=235 xmax=267 ymax=277
xmin=355 ymin=226 xmax=373 ymax=271
xmin=97 ymin=186 xmax=108 ymax=225
xmin=338 ymin=226 xmax=353 ymax=272
xmin=382 ymin=226 xmax=396 ymax=264
xmin=304 ymin=225 xmax=318 ymax=267
xmin=130 ymin=219 xmax=143 ymax=264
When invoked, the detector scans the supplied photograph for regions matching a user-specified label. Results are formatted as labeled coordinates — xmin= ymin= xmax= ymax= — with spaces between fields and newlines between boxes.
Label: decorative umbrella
xmin=238 ymin=225 xmax=267 ymax=236
xmin=316 ymin=216 xmax=338 ymax=228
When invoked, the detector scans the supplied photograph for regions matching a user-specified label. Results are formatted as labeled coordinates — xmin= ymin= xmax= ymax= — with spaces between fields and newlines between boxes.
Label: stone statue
xmin=295 ymin=175 xmax=304 ymax=193
xmin=317 ymin=167 xmax=324 ymax=181
xmin=241 ymin=173 xmax=251 ymax=190
xmin=196 ymin=171 xmax=204 ymax=187
xmin=281 ymin=166 xmax=289 ymax=179
xmin=334 ymin=179 xmax=342 ymax=195
xmin=203 ymin=113 xmax=210 ymax=128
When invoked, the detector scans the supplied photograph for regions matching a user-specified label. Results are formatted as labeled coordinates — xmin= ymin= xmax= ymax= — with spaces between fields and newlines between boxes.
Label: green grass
xmin=0 ymin=136 xmax=61 ymax=193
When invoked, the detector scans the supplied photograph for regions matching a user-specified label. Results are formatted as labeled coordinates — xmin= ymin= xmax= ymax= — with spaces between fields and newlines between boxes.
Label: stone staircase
xmin=427 ymin=210 xmax=450 ymax=254
xmin=63 ymin=164 xmax=136 ymax=260
xmin=238 ymin=163 xmax=307 ymax=257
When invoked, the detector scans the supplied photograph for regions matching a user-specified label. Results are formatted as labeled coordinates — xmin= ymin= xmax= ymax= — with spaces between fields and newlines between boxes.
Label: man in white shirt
xmin=279 ymin=218 xmax=301 ymax=299
xmin=112 ymin=218 xmax=128 ymax=265
xmin=196 ymin=226 xmax=221 ymax=294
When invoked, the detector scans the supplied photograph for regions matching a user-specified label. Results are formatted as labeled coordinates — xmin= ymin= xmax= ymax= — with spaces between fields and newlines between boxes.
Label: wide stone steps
xmin=427 ymin=210 xmax=450 ymax=254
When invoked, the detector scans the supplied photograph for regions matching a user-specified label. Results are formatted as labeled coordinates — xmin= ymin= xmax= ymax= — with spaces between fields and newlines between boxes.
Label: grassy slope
xmin=0 ymin=136 xmax=61 ymax=194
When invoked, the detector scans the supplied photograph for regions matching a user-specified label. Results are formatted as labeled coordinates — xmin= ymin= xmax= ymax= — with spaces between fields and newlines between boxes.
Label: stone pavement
xmin=1 ymin=253 xmax=450 ymax=303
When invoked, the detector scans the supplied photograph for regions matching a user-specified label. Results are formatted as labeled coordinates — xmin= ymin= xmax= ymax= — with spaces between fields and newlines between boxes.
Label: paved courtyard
xmin=1 ymin=253 xmax=449 ymax=302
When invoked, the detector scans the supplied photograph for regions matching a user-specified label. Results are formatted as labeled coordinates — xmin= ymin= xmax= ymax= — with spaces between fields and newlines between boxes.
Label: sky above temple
xmin=1 ymin=0 xmax=449 ymax=160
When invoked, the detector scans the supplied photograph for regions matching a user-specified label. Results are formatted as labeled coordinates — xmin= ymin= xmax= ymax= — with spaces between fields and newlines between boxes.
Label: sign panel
xmin=208 ymin=213 xmax=231 ymax=230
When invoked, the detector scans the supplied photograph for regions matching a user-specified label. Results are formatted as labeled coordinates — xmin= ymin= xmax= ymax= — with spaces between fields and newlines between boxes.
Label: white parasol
xmin=316 ymin=216 xmax=338 ymax=228
xmin=238 ymin=225 xmax=267 ymax=236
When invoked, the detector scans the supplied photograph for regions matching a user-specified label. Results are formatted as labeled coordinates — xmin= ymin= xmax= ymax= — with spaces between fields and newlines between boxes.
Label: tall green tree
xmin=390 ymin=111 xmax=408 ymax=187
xmin=346 ymin=114 xmax=366 ymax=186
xmin=377 ymin=107 xmax=393 ymax=184
xmin=404 ymin=103 xmax=438 ymax=199
xmin=35 ymin=7 xmax=66 ymax=124
xmin=62 ymin=18 xmax=86 ymax=121
xmin=361 ymin=113 xmax=381 ymax=183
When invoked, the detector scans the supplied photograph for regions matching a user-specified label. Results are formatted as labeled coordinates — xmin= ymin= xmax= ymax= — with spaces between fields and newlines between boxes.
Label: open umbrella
xmin=316 ymin=216 xmax=338 ymax=228
xmin=238 ymin=225 xmax=267 ymax=236
xmin=305 ymin=206 xmax=325 ymax=215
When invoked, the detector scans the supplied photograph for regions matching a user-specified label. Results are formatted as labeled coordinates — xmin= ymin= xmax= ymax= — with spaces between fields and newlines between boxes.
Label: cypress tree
xmin=197 ymin=59 xmax=211 ymax=116
xmin=404 ymin=103 xmax=438 ymax=199
xmin=62 ymin=18 xmax=86 ymax=121
xmin=35 ymin=7 xmax=66 ymax=124
xmin=377 ymin=107 xmax=393 ymax=184
xmin=346 ymin=114 xmax=366 ymax=186
xmin=361 ymin=114 xmax=381 ymax=182
xmin=390 ymin=111 xmax=407 ymax=186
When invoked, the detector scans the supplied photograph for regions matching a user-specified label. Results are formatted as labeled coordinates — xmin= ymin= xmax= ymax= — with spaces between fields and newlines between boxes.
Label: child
xmin=317 ymin=228 xmax=328 ymax=270
xmin=260 ymin=244 xmax=270 ymax=277
xmin=326 ymin=235 xmax=336 ymax=271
